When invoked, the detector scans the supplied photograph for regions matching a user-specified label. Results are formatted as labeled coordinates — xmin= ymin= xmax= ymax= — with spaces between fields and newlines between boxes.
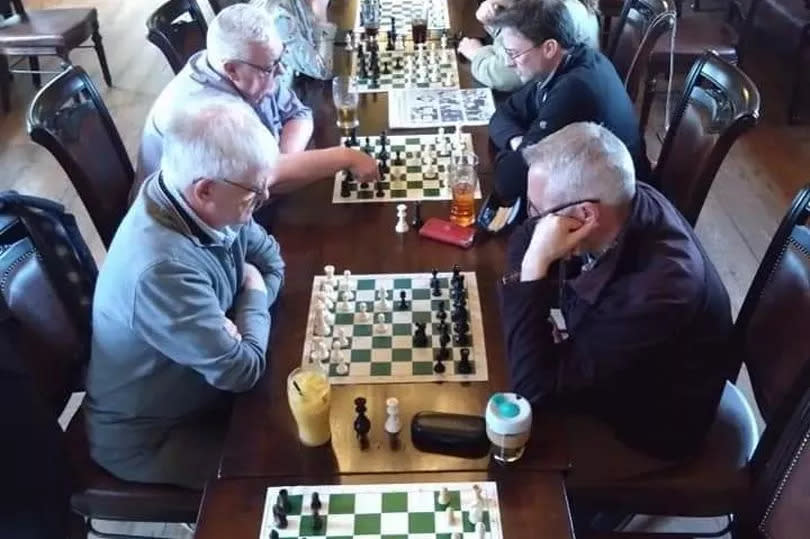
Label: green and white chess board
xmin=352 ymin=46 xmax=459 ymax=94
xmin=259 ymin=481 xmax=504 ymax=539
xmin=302 ymin=271 xmax=488 ymax=384
xmin=353 ymin=0 xmax=451 ymax=33
xmin=333 ymin=133 xmax=481 ymax=204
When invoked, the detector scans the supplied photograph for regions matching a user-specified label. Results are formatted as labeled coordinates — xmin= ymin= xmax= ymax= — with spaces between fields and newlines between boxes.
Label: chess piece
xmin=441 ymin=32 xmax=448 ymax=50
xmin=445 ymin=506 xmax=456 ymax=525
xmin=316 ymin=300 xmax=335 ymax=325
xmin=354 ymin=397 xmax=371 ymax=449
xmin=313 ymin=307 xmax=331 ymax=337
xmin=457 ymin=348 xmax=473 ymax=374
xmin=395 ymin=204 xmax=409 ymax=233
xmin=411 ymin=201 xmax=424 ymax=230
xmin=413 ymin=322 xmax=428 ymax=347
xmin=374 ymin=312 xmax=387 ymax=334
xmin=273 ymin=503 xmax=288 ymax=528
xmin=434 ymin=349 xmax=446 ymax=373
xmin=270 ymin=530 xmax=280 ymax=539
xmin=336 ymin=327 xmax=349 ymax=347
xmin=475 ymin=521 xmax=486 ymax=538
xmin=310 ymin=336 xmax=329 ymax=362
xmin=438 ymin=487 xmax=450 ymax=506
xmin=358 ymin=301 xmax=371 ymax=323
xmin=398 ymin=290 xmax=408 ymax=310
xmin=376 ymin=287 xmax=390 ymax=310
xmin=343 ymin=269 xmax=354 ymax=289
xmin=324 ymin=265 xmax=337 ymax=287
xmin=278 ymin=489 xmax=292 ymax=512
xmin=437 ymin=301 xmax=447 ymax=321
xmin=330 ymin=339 xmax=344 ymax=364
xmin=346 ymin=30 xmax=354 ymax=51
xmin=384 ymin=396 xmax=402 ymax=440
xmin=311 ymin=492 xmax=322 ymax=511
xmin=335 ymin=358 xmax=349 ymax=375
xmin=316 ymin=291 xmax=334 ymax=311
xmin=338 ymin=290 xmax=351 ymax=312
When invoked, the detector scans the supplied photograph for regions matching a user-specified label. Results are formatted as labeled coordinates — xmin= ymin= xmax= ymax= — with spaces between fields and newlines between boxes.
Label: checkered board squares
xmin=259 ymin=481 xmax=504 ymax=539
xmin=302 ymin=272 xmax=488 ymax=384
xmin=333 ymin=133 xmax=481 ymax=204
xmin=352 ymin=48 xmax=459 ymax=93
xmin=353 ymin=0 xmax=450 ymax=33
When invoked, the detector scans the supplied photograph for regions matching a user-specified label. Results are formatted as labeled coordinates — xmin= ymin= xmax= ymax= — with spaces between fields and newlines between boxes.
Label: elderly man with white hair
xmin=85 ymin=98 xmax=285 ymax=489
xmin=500 ymin=123 xmax=734 ymax=467
xmin=134 ymin=3 xmax=377 ymax=198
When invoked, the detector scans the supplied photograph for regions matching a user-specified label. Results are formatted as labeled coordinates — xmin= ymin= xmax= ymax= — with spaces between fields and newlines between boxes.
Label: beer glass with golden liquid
xmin=448 ymin=152 xmax=479 ymax=227
xmin=332 ymin=76 xmax=359 ymax=133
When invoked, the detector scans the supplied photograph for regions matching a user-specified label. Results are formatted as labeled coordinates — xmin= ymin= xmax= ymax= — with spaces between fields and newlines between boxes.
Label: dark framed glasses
xmin=234 ymin=45 xmax=286 ymax=77
xmin=526 ymin=198 xmax=600 ymax=227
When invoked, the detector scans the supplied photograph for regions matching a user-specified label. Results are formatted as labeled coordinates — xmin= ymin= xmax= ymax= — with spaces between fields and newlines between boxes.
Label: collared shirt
xmin=499 ymin=183 xmax=736 ymax=459
xmin=162 ymin=176 xmax=238 ymax=247
xmin=133 ymin=51 xmax=313 ymax=196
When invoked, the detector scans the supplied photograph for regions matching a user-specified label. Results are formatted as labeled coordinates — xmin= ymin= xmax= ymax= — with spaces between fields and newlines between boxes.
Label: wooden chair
xmin=0 ymin=193 xmax=201 ymax=539
xmin=27 ymin=65 xmax=133 ymax=249
xmin=606 ymin=0 xmax=677 ymax=102
xmin=147 ymin=0 xmax=208 ymax=74
xmin=208 ymin=0 xmax=247 ymax=15
xmin=651 ymin=51 xmax=760 ymax=226
xmin=638 ymin=1 xmax=751 ymax=131
xmin=0 ymin=0 xmax=112 ymax=113
xmin=743 ymin=0 xmax=809 ymax=123
xmin=570 ymin=184 xmax=810 ymax=537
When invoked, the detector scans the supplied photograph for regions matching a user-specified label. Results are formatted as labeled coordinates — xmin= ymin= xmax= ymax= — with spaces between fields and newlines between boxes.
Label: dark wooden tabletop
xmin=196 ymin=471 xmax=575 ymax=539
xmin=216 ymin=0 xmax=571 ymax=481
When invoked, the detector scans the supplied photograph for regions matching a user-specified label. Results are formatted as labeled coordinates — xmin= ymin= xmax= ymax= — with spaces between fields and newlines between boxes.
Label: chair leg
xmin=640 ymin=76 xmax=657 ymax=134
xmin=28 ymin=56 xmax=41 ymax=88
xmin=788 ymin=33 xmax=809 ymax=124
xmin=91 ymin=23 xmax=113 ymax=86
xmin=0 ymin=54 xmax=9 ymax=113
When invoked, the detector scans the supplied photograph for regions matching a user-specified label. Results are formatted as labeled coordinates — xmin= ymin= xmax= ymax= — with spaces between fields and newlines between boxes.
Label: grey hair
xmin=522 ymin=122 xmax=636 ymax=208
xmin=207 ymin=4 xmax=280 ymax=68
xmin=161 ymin=97 xmax=279 ymax=192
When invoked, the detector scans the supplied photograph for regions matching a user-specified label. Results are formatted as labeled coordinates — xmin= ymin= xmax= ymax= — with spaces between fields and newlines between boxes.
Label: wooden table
xmin=196 ymin=1 xmax=575 ymax=536
xmin=196 ymin=472 xmax=575 ymax=539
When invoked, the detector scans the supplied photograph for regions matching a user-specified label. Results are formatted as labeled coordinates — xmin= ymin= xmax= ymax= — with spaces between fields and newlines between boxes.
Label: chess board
xmin=352 ymin=46 xmax=459 ymax=93
xmin=353 ymin=0 xmax=450 ymax=33
xmin=333 ymin=133 xmax=482 ymax=204
xmin=259 ymin=481 xmax=504 ymax=539
xmin=302 ymin=271 xmax=488 ymax=384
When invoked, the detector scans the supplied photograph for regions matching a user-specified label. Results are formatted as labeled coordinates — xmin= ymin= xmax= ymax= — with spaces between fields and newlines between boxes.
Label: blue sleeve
xmin=276 ymin=85 xmax=313 ymax=123
xmin=243 ymin=219 xmax=285 ymax=307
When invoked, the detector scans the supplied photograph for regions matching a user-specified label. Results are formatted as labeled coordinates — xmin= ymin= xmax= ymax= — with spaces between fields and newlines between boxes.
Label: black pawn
xmin=394 ymin=150 xmax=404 ymax=166
xmin=411 ymin=201 xmax=424 ymax=229
xmin=432 ymin=278 xmax=441 ymax=297
xmin=413 ymin=322 xmax=428 ymax=347
xmin=436 ymin=301 xmax=447 ymax=321
xmin=350 ymin=127 xmax=359 ymax=146
xmin=375 ymin=181 xmax=385 ymax=197
xmin=399 ymin=290 xmax=408 ymax=310
xmin=354 ymin=397 xmax=371 ymax=448
xmin=451 ymin=264 xmax=461 ymax=284
xmin=364 ymin=136 xmax=374 ymax=155
xmin=279 ymin=488 xmax=292 ymax=512
xmin=311 ymin=492 xmax=322 ymax=511
xmin=382 ymin=61 xmax=390 ymax=75
xmin=340 ymin=180 xmax=351 ymax=198
xmin=434 ymin=355 xmax=446 ymax=373
xmin=457 ymin=348 xmax=473 ymax=374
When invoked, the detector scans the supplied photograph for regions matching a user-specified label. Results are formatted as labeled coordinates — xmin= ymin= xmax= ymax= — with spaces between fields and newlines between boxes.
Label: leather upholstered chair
xmin=651 ymin=51 xmax=760 ymax=226
xmin=638 ymin=1 xmax=751 ymax=131
xmin=147 ymin=0 xmax=208 ymax=74
xmin=208 ymin=0 xmax=247 ymax=15
xmin=27 ymin=65 xmax=133 ymax=249
xmin=0 ymin=0 xmax=112 ymax=113
xmin=606 ymin=0 xmax=677 ymax=103
xmin=0 ymin=196 xmax=201 ymax=539
xmin=569 ymin=184 xmax=810 ymax=537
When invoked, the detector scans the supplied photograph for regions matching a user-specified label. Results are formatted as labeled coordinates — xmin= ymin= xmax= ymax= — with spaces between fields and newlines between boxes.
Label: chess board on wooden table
xmin=260 ymin=481 xmax=503 ymax=539
xmin=353 ymin=0 xmax=451 ymax=33
xmin=302 ymin=270 xmax=488 ymax=384
xmin=333 ymin=132 xmax=481 ymax=204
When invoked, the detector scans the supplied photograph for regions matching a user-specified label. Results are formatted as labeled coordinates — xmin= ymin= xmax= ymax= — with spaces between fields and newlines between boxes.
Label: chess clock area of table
xmin=302 ymin=270 xmax=488 ymax=384
xmin=333 ymin=132 xmax=482 ymax=204
xmin=353 ymin=0 xmax=451 ymax=33
xmin=260 ymin=481 xmax=504 ymax=539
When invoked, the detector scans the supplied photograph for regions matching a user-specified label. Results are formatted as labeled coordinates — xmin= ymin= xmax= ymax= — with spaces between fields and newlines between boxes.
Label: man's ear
xmin=191 ymin=178 xmax=216 ymax=202
xmin=579 ymin=202 xmax=600 ymax=225
xmin=542 ymin=39 xmax=560 ymax=59
xmin=222 ymin=60 xmax=239 ymax=80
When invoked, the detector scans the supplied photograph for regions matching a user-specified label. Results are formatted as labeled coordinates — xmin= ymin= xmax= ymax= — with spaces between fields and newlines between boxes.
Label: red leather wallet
xmin=418 ymin=217 xmax=476 ymax=248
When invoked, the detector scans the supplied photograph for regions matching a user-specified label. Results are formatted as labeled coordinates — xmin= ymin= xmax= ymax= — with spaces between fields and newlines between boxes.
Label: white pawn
xmin=345 ymin=31 xmax=354 ymax=51
xmin=384 ymin=397 xmax=401 ymax=435
xmin=336 ymin=327 xmax=349 ymax=347
xmin=342 ymin=269 xmax=354 ymax=291
xmin=330 ymin=339 xmax=344 ymax=363
xmin=395 ymin=204 xmax=409 ymax=234
xmin=445 ymin=506 xmax=455 ymax=525
xmin=438 ymin=486 xmax=450 ymax=506
xmin=468 ymin=503 xmax=483 ymax=526
xmin=310 ymin=336 xmax=328 ymax=362
xmin=338 ymin=290 xmax=352 ymax=312
xmin=374 ymin=312 xmax=387 ymax=334
xmin=357 ymin=302 xmax=371 ymax=323
xmin=475 ymin=521 xmax=486 ymax=538
xmin=377 ymin=287 xmax=390 ymax=311
xmin=324 ymin=265 xmax=337 ymax=287
xmin=335 ymin=356 xmax=349 ymax=375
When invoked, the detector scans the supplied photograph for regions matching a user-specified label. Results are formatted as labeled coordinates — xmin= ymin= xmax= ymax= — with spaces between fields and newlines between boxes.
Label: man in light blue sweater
xmin=85 ymin=98 xmax=285 ymax=489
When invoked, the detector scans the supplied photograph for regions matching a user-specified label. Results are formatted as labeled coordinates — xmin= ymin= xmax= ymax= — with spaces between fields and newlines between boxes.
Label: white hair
xmin=522 ymin=122 xmax=636 ymax=209
xmin=207 ymin=4 xmax=280 ymax=68
xmin=160 ymin=97 xmax=279 ymax=191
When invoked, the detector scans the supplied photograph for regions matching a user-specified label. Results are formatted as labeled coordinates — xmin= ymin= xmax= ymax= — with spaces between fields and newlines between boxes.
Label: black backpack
xmin=0 ymin=191 xmax=98 ymax=351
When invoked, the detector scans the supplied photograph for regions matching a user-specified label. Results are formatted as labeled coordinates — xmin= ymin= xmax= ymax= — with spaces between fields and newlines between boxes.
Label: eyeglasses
xmin=504 ymin=44 xmax=539 ymax=61
xmin=526 ymin=198 xmax=600 ymax=223
xmin=234 ymin=46 xmax=286 ymax=77
xmin=216 ymin=178 xmax=269 ymax=209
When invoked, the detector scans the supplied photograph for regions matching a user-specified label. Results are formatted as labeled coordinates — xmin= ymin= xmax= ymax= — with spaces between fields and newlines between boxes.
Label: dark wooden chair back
xmin=606 ymin=0 xmax=676 ymax=102
xmin=652 ymin=51 xmax=760 ymax=226
xmin=208 ymin=0 xmax=246 ymax=15
xmin=147 ymin=0 xmax=208 ymax=74
xmin=26 ymin=66 xmax=133 ymax=248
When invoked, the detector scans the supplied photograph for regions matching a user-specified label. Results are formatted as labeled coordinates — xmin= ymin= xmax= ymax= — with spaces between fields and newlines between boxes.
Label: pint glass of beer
xmin=411 ymin=2 xmax=428 ymax=44
xmin=448 ymin=152 xmax=479 ymax=227
xmin=332 ymin=76 xmax=359 ymax=132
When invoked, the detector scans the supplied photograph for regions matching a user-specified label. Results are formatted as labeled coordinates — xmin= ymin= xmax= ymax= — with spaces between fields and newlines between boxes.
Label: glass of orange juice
xmin=448 ymin=152 xmax=479 ymax=227
xmin=287 ymin=367 xmax=332 ymax=447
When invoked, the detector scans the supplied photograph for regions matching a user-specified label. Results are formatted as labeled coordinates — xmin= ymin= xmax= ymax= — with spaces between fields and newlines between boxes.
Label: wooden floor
xmin=4 ymin=0 xmax=809 ymax=537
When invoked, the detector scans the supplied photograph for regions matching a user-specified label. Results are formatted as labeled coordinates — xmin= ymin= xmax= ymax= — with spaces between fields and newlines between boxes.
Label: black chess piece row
xmin=271 ymin=490 xmax=324 ymax=534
